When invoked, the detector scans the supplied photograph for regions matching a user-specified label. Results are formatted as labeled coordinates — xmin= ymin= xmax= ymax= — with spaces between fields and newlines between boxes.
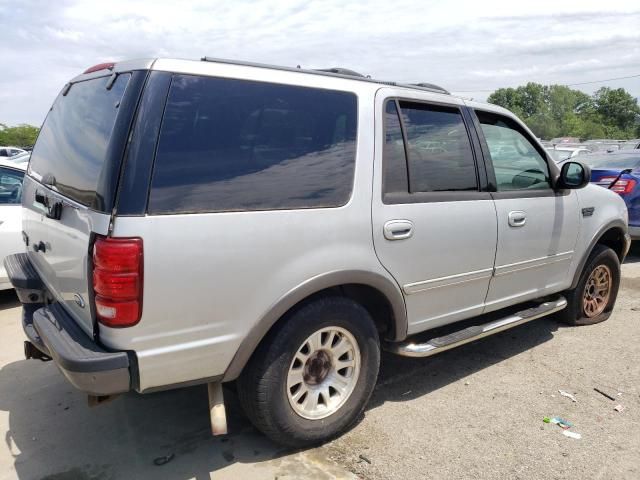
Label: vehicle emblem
xmin=581 ymin=207 xmax=595 ymax=217
xmin=73 ymin=294 xmax=86 ymax=308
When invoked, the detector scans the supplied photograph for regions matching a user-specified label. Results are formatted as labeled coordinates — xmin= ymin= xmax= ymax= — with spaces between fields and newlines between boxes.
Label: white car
xmin=547 ymin=146 xmax=591 ymax=162
xmin=7 ymin=151 xmax=30 ymax=165
xmin=0 ymin=159 xmax=26 ymax=290
xmin=0 ymin=146 xmax=27 ymax=158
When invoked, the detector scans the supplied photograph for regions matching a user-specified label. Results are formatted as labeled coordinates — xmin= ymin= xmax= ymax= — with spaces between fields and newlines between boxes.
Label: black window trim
xmin=470 ymin=108 xmax=565 ymax=199
xmin=380 ymin=99 xmax=410 ymax=198
xmin=381 ymin=97 xmax=490 ymax=205
xmin=115 ymin=71 xmax=173 ymax=216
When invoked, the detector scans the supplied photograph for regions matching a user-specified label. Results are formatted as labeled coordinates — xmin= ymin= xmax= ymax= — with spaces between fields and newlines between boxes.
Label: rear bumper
xmin=5 ymin=253 xmax=133 ymax=396
xmin=629 ymin=226 xmax=640 ymax=240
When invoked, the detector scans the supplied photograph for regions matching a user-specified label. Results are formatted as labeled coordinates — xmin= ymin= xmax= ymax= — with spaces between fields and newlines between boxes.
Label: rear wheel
xmin=558 ymin=245 xmax=621 ymax=326
xmin=237 ymin=297 xmax=380 ymax=447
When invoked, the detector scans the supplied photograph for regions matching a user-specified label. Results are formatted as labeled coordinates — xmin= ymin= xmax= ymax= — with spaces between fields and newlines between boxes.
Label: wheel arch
xmin=222 ymin=270 xmax=407 ymax=381
xmin=570 ymin=220 xmax=630 ymax=290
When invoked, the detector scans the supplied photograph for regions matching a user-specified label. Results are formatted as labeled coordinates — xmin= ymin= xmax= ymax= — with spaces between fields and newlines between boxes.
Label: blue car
xmin=574 ymin=151 xmax=640 ymax=240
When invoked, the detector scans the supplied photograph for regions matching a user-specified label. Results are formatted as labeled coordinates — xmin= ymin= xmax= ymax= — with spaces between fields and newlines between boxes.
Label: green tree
xmin=592 ymin=87 xmax=640 ymax=133
xmin=487 ymin=82 xmax=546 ymax=118
xmin=0 ymin=124 xmax=40 ymax=147
xmin=488 ymin=83 xmax=640 ymax=140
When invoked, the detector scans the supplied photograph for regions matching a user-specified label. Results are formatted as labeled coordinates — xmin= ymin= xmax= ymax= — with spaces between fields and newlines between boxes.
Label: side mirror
xmin=558 ymin=161 xmax=590 ymax=189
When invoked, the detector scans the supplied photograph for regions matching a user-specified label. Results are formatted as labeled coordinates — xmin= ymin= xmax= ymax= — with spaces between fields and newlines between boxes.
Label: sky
xmin=1 ymin=0 xmax=639 ymax=126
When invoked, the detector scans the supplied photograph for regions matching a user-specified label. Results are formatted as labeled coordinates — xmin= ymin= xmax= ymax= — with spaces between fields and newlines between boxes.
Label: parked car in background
xmin=566 ymin=151 xmax=640 ymax=240
xmin=6 ymin=151 xmax=30 ymax=165
xmin=0 ymin=159 xmax=26 ymax=290
xmin=0 ymin=146 xmax=27 ymax=158
xmin=550 ymin=137 xmax=581 ymax=144
xmin=546 ymin=146 xmax=591 ymax=162
xmin=583 ymin=140 xmax=621 ymax=153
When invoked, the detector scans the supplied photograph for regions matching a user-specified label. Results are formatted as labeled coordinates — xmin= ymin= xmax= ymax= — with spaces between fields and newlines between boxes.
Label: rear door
xmin=372 ymin=90 xmax=498 ymax=334
xmin=472 ymin=109 xmax=580 ymax=311
xmin=23 ymin=71 xmax=145 ymax=335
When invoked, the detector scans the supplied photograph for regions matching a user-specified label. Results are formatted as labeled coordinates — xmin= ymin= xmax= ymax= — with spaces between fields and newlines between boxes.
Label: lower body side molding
xmin=386 ymin=296 xmax=567 ymax=358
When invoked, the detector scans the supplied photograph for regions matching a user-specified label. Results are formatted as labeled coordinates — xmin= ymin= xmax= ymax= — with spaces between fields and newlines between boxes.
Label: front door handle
xmin=508 ymin=211 xmax=527 ymax=227
xmin=383 ymin=220 xmax=414 ymax=240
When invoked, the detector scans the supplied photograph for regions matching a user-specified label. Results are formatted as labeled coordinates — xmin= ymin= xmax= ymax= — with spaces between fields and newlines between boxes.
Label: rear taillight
xmin=599 ymin=177 xmax=637 ymax=195
xmin=93 ymin=236 xmax=143 ymax=328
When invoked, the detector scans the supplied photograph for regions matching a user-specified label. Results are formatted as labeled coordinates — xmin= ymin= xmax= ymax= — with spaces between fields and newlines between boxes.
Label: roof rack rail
xmin=410 ymin=83 xmax=450 ymax=95
xmin=200 ymin=56 xmax=450 ymax=95
xmin=313 ymin=67 xmax=366 ymax=78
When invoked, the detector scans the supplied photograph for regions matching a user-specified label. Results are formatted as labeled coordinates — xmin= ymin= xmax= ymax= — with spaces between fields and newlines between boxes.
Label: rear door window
xmin=149 ymin=75 xmax=358 ymax=214
xmin=400 ymin=101 xmax=477 ymax=192
xmin=28 ymin=74 xmax=131 ymax=208
xmin=382 ymin=100 xmax=478 ymax=197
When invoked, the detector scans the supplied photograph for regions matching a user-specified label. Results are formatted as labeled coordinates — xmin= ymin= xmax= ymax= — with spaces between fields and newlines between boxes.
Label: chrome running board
xmin=387 ymin=296 xmax=567 ymax=358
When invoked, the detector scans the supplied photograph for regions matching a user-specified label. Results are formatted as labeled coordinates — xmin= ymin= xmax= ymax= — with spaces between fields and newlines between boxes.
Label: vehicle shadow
xmin=623 ymin=241 xmax=640 ymax=264
xmin=369 ymin=316 xmax=559 ymax=408
xmin=0 ymin=358 xmax=294 ymax=479
xmin=0 ymin=313 xmax=560 ymax=479
xmin=0 ymin=290 xmax=20 ymax=311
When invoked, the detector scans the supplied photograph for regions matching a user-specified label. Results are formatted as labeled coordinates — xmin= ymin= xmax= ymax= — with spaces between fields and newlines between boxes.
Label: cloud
xmin=1 ymin=0 xmax=639 ymax=125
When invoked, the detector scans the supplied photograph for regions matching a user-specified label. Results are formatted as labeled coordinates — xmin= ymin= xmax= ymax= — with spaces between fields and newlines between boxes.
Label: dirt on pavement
xmin=1 ymin=244 xmax=639 ymax=480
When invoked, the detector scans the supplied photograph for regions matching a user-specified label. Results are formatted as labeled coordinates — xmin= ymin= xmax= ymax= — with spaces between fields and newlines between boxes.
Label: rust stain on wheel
xmin=582 ymin=264 xmax=612 ymax=318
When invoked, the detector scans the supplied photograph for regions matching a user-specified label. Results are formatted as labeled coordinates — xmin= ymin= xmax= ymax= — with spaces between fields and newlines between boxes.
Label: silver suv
xmin=5 ymin=58 xmax=631 ymax=447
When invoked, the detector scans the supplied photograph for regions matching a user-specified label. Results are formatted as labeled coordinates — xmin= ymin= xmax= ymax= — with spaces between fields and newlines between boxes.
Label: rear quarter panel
xmin=626 ymin=178 xmax=640 ymax=228
xmin=103 ymin=86 xmax=399 ymax=392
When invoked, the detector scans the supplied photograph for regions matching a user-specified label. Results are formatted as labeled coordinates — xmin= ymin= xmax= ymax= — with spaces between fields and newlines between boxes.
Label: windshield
xmin=9 ymin=152 xmax=31 ymax=163
xmin=9 ymin=152 xmax=30 ymax=164
xmin=29 ymin=74 xmax=131 ymax=209
xmin=582 ymin=154 xmax=640 ymax=170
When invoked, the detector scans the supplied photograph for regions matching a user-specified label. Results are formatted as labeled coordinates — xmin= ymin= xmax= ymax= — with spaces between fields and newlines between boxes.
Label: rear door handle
xmin=383 ymin=220 xmax=414 ymax=240
xmin=508 ymin=211 xmax=526 ymax=227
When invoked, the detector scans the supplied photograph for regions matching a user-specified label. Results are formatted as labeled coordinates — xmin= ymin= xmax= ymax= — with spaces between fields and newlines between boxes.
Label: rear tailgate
xmin=23 ymin=68 xmax=146 ymax=336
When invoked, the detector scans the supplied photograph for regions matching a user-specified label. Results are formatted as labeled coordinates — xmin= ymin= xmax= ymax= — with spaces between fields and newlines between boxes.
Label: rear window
xmin=149 ymin=75 xmax=358 ymax=214
xmin=29 ymin=74 xmax=131 ymax=208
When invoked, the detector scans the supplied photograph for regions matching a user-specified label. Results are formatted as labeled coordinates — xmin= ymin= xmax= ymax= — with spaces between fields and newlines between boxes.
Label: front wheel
xmin=558 ymin=245 xmax=621 ymax=326
xmin=237 ymin=297 xmax=380 ymax=447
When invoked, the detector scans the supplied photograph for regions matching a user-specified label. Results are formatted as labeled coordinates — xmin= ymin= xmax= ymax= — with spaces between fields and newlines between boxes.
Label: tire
xmin=237 ymin=296 xmax=380 ymax=447
xmin=558 ymin=245 xmax=621 ymax=326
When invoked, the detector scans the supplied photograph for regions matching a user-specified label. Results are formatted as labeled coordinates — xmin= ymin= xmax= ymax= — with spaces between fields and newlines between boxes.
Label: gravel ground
xmin=0 ymin=244 xmax=638 ymax=480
